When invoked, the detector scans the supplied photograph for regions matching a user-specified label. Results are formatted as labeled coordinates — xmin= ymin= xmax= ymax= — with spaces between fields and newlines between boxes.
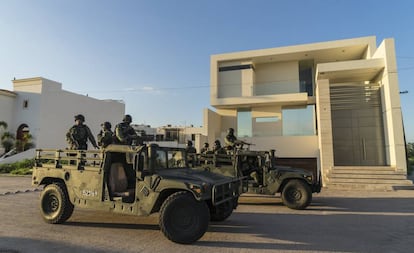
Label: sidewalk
xmin=1 ymin=174 xmax=413 ymax=198
xmin=0 ymin=175 xmax=40 ymax=195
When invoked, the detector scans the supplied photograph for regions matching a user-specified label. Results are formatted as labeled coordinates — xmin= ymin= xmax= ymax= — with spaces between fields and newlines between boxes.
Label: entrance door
xmin=330 ymin=83 xmax=386 ymax=166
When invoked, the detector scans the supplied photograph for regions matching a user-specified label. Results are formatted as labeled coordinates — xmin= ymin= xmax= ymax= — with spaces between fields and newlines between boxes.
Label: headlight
xmin=188 ymin=183 xmax=209 ymax=196
xmin=304 ymin=175 xmax=313 ymax=182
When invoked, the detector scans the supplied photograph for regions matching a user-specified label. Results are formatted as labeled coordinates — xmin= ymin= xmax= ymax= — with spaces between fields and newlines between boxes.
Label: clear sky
xmin=1 ymin=0 xmax=413 ymax=141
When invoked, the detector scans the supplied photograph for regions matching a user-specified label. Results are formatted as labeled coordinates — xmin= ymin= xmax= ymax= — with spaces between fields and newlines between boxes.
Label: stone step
xmin=333 ymin=166 xmax=396 ymax=171
xmin=328 ymin=178 xmax=413 ymax=185
xmin=325 ymin=182 xmax=414 ymax=191
xmin=329 ymin=173 xmax=407 ymax=180
xmin=330 ymin=169 xmax=404 ymax=175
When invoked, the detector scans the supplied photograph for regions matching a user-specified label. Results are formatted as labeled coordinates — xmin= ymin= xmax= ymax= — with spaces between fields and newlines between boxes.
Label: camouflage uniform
xmin=224 ymin=128 xmax=238 ymax=149
xmin=200 ymin=143 xmax=210 ymax=154
xmin=97 ymin=122 xmax=113 ymax=148
xmin=212 ymin=140 xmax=226 ymax=155
xmin=185 ymin=140 xmax=197 ymax=154
xmin=66 ymin=116 xmax=98 ymax=150
xmin=114 ymin=115 xmax=139 ymax=145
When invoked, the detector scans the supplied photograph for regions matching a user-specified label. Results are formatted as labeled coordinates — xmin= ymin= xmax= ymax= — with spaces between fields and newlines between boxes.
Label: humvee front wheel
xmin=281 ymin=179 xmax=312 ymax=210
xmin=40 ymin=183 xmax=74 ymax=224
xmin=159 ymin=191 xmax=210 ymax=244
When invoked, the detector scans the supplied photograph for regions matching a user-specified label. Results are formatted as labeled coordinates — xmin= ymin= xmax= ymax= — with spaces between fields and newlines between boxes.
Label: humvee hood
xmin=156 ymin=169 xmax=231 ymax=185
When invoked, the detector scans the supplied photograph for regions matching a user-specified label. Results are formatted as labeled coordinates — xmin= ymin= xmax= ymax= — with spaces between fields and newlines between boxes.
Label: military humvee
xmin=32 ymin=144 xmax=241 ymax=244
xmin=193 ymin=148 xmax=321 ymax=210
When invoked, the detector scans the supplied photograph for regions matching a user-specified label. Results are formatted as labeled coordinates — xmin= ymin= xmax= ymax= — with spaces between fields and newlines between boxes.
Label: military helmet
xmin=74 ymin=114 xmax=85 ymax=122
xmin=187 ymin=140 xmax=193 ymax=146
xmin=102 ymin=121 xmax=111 ymax=129
xmin=227 ymin=128 xmax=234 ymax=134
xmin=123 ymin=114 xmax=132 ymax=123
xmin=214 ymin=140 xmax=221 ymax=146
xmin=203 ymin=142 xmax=209 ymax=147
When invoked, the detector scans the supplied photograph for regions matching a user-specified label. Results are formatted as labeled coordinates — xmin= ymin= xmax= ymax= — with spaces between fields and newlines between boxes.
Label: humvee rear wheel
xmin=210 ymin=199 xmax=233 ymax=221
xmin=281 ymin=180 xmax=312 ymax=210
xmin=159 ymin=191 xmax=210 ymax=244
xmin=40 ymin=183 xmax=74 ymax=224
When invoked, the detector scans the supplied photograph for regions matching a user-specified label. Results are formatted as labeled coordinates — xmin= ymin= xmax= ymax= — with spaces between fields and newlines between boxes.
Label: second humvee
xmin=192 ymin=148 xmax=321 ymax=210
xmin=32 ymin=144 xmax=241 ymax=244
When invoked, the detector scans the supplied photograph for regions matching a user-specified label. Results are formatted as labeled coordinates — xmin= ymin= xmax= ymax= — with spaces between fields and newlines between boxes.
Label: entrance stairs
xmin=325 ymin=166 xmax=414 ymax=191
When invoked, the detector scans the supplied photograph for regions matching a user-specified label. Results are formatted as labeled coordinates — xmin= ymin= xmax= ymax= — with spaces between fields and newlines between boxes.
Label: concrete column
xmin=378 ymin=39 xmax=407 ymax=173
xmin=316 ymin=79 xmax=334 ymax=186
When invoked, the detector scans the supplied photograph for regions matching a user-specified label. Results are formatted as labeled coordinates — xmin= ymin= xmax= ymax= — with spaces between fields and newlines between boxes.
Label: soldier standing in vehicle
xmin=66 ymin=114 xmax=98 ymax=150
xmin=212 ymin=140 xmax=226 ymax=155
xmin=200 ymin=142 xmax=210 ymax=154
xmin=186 ymin=140 xmax=197 ymax=167
xmin=114 ymin=114 xmax=139 ymax=145
xmin=224 ymin=128 xmax=238 ymax=150
xmin=186 ymin=140 xmax=197 ymax=154
xmin=97 ymin=121 xmax=113 ymax=148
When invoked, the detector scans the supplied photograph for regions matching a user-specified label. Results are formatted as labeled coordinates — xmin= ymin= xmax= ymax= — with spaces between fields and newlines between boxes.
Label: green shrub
xmin=408 ymin=157 xmax=414 ymax=175
xmin=10 ymin=168 xmax=32 ymax=175
xmin=0 ymin=159 xmax=34 ymax=174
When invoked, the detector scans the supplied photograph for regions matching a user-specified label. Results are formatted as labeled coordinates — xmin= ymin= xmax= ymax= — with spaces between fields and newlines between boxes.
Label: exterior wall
xmin=207 ymin=36 xmax=408 ymax=185
xmin=0 ymin=91 xmax=16 ymax=129
xmin=315 ymin=79 xmax=334 ymax=185
xmin=254 ymin=61 xmax=299 ymax=95
xmin=10 ymin=77 xmax=125 ymax=149
xmin=373 ymin=39 xmax=407 ymax=172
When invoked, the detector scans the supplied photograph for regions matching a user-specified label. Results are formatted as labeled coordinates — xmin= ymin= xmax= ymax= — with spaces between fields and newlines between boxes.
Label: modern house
xmin=0 ymin=77 xmax=125 ymax=159
xmin=204 ymin=36 xmax=412 ymax=189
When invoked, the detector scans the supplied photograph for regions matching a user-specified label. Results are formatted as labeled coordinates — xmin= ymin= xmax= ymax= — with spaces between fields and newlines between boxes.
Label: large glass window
xmin=282 ymin=105 xmax=316 ymax=136
xmin=299 ymin=60 xmax=314 ymax=96
xmin=237 ymin=109 xmax=252 ymax=137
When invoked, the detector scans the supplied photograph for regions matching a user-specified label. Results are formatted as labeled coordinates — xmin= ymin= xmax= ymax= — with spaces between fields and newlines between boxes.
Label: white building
xmin=0 ymin=77 xmax=125 ymax=153
xmin=205 ymin=36 xmax=412 ymax=189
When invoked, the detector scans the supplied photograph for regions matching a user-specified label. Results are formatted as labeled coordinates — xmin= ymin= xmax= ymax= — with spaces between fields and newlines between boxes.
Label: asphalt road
xmin=1 ymin=176 xmax=414 ymax=253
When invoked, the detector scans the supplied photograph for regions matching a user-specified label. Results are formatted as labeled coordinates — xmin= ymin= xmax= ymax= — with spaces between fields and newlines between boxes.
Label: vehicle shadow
xmin=0 ymin=236 xmax=120 ymax=253
xmin=200 ymin=196 xmax=414 ymax=252
xmin=64 ymin=221 xmax=160 ymax=231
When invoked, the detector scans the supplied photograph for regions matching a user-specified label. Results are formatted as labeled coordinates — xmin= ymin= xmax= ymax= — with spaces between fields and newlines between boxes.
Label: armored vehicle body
xmin=32 ymin=144 xmax=241 ymax=244
xmin=193 ymin=149 xmax=321 ymax=210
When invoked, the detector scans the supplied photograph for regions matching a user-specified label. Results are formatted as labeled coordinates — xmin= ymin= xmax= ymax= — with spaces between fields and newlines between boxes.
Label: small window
xmin=23 ymin=100 xmax=29 ymax=108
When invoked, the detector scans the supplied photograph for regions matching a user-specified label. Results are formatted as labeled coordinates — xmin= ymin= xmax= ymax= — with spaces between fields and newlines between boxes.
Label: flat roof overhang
xmin=212 ymin=36 xmax=376 ymax=65
xmin=316 ymin=58 xmax=385 ymax=83
xmin=211 ymin=92 xmax=309 ymax=109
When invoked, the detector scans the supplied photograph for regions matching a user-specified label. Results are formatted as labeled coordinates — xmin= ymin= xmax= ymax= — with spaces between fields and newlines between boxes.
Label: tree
xmin=0 ymin=121 xmax=7 ymax=130
xmin=16 ymin=132 xmax=34 ymax=152
xmin=1 ymin=130 xmax=15 ymax=153
xmin=407 ymin=142 xmax=414 ymax=158
xmin=0 ymin=121 xmax=16 ymax=153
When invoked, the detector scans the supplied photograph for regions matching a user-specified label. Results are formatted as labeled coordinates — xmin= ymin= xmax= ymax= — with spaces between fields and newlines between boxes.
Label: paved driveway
xmin=1 ymin=175 xmax=414 ymax=253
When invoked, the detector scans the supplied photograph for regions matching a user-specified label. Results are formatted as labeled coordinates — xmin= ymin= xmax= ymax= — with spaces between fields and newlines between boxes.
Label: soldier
xmin=200 ymin=142 xmax=210 ymax=154
xmin=97 ymin=121 xmax=113 ymax=148
xmin=212 ymin=140 xmax=226 ymax=155
xmin=66 ymin=114 xmax=98 ymax=150
xmin=224 ymin=128 xmax=238 ymax=149
xmin=114 ymin=114 xmax=139 ymax=145
xmin=185 ymin=140 xmax=197 ymax=154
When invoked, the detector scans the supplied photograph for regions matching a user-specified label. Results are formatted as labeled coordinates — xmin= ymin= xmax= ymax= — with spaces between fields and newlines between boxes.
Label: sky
xmin=1 ymin=0 xmax=414 ymax=141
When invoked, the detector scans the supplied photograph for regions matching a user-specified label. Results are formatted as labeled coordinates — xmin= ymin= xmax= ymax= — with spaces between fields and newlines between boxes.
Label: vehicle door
xmin=69 ymin=150 xmax=104 ymax=202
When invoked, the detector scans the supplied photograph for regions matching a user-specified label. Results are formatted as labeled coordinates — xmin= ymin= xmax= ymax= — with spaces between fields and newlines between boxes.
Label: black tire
xmin=210 ymin=200 xmax=233 ymax=222
xmin=40 ymin=183 xmax=74 ymax=224
xmin=281 ymin=179 xmax=312 ymax=210
xmin=159 ymin=191 xmax=210 ymax=244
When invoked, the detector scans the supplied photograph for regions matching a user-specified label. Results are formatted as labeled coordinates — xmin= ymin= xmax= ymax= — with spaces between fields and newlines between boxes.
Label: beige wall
xmin=254 ymin=61 xmax=299 ymax=95
xmin=209 ymin=36 xmax=407 ymax=181
xmin=373 ymin=39 xmax=407 ymax=172
xmin=11 ymin=77 xmax=125 ymax=149
xmin=0 ymin=92 xmax=16 ymax=130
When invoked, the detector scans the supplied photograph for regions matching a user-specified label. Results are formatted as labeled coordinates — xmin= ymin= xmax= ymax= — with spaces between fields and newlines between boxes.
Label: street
xmin=1 ymin=176 xmax=414 ymax=253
